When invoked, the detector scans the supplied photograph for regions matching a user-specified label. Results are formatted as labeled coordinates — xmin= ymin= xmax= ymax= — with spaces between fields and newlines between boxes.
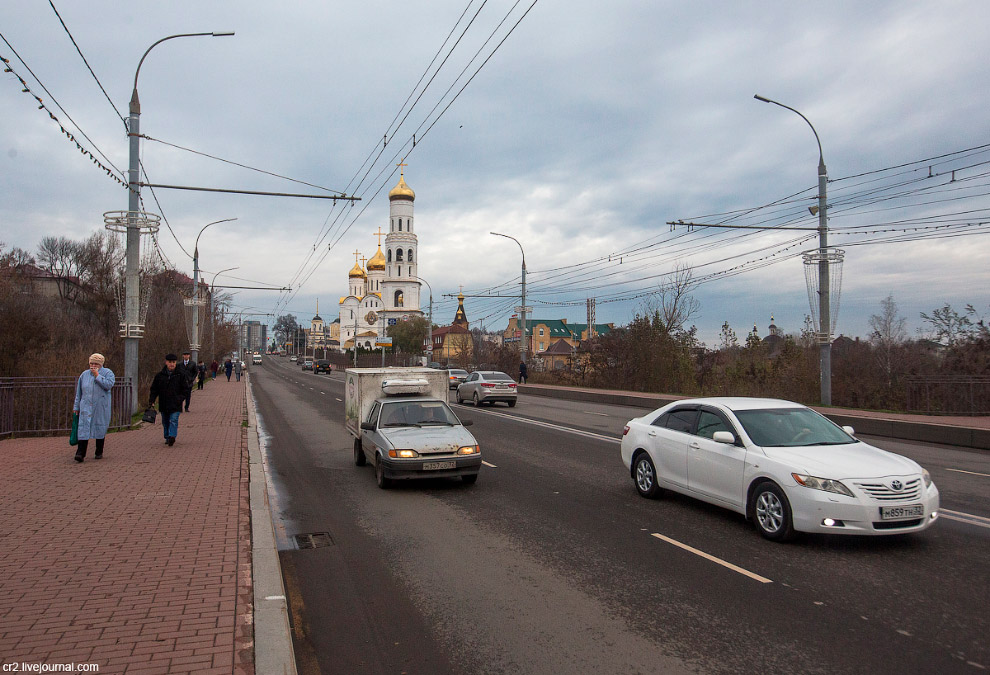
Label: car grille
xmin=854 ymin=478 xmax=921 ymax=502
xmin=872 ymin=519 xmax=923 ymax=530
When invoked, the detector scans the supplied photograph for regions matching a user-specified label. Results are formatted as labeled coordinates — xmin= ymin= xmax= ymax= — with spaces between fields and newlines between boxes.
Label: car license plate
xmin=879 ymin=504 xmax=924 ymax=520
xmin=423 ymin=461 xmax=456 ymax=471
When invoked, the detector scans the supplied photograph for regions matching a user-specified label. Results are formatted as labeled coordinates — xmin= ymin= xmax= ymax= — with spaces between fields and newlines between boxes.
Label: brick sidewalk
xmin=0 ymin=375 xmax=254 ymax=674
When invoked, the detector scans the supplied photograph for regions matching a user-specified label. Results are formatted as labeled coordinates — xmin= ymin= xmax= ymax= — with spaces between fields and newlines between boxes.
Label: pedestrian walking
xmin=197 ymin=361 xmax=206 ymax=390
xmin=149 ymin=353 xmax=190 ymax=446
xmin=234 ymin=358 xmax=243 ymax=382
xmin=72 ymin=353 xmax=115 ymax=462
xmin=224 ymin=359 xmax=233 ymax=381
xmin=210 ymin=359 xmax=219 ymax=380
xmin=519 ymin=361 xmax=528 ymax=384
xmin=179 ymin=351 xmax=197 ymax=411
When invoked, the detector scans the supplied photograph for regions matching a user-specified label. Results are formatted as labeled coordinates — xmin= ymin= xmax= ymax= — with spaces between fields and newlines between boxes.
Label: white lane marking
xmin=946 ymin=467 xmax=990 ymax=478
xmin=651 ymin=533 xmax=772 ymax=584
xmin=466 ymin=407 xmax=620 ymax=444
xmin=584 ymin=411 xmax=608 ymax=416
xmin=482 ymin=460 xmax=498 ymax=468
xmin=321 ymin=391 xmax=326 ymax=395
xmin=940 ymin=509 xmax=990 ymax=529
xmin=336 ymin=397 xmax=343 ymax=402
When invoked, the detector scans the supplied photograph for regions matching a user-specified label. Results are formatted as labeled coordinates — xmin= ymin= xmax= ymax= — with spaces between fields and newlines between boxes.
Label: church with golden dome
xmin=337 ymin=166 xmax=424 ymax=351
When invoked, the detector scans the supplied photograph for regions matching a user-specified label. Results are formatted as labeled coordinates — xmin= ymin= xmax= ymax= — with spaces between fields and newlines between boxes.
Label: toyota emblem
xmin=890 ymin=480 xmax=903 ymax=491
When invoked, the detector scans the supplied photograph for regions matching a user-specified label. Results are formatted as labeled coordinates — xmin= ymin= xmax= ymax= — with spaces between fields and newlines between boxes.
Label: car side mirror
xmin=712 ymin=431 xmax=736 ymax=445
xmin=460 ymin=419 xmax=474 ymax=427
xmin=842 ymin=425 xmax=855 ymax=436
xmin=360 ymin=422 xmax=375 ymax=431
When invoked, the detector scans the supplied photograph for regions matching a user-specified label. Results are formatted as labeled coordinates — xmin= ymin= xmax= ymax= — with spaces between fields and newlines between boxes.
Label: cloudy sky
xmin=2 ymin=0 xmax=988 ymax=347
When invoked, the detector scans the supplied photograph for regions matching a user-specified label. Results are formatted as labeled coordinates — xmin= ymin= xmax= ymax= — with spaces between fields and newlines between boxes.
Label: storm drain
xmin=294 ymin=532 xmax=334 ymax=549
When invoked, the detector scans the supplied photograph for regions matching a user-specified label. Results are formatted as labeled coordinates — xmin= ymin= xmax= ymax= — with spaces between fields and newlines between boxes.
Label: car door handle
xmin=648 ymin=431 xmax=657 ymax=437
xmin=690 ymin=442 xmax=701 ymax=450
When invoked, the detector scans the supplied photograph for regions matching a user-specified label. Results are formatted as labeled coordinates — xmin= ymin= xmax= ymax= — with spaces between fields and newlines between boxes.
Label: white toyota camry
xmin=620 ymin=397 xmax=939 ymax=541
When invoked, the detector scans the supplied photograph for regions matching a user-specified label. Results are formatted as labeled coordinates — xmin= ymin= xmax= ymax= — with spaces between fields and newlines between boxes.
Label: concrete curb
xmin=246 ymin=373 xmax=298 ymax=674
xmin=518 ymin=384 xmax=990 ymax=451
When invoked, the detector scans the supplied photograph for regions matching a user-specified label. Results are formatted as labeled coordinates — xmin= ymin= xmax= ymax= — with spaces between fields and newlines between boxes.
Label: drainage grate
xmin=294 ymin=532 xmax=334 ymax=549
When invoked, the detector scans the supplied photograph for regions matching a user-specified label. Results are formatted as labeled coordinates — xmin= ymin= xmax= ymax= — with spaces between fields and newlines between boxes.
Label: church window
xmin=396 ymin=249 xmax=404 ymax=262
xmin=387 ymin=249 xmax=392 ymax=263
xmin=394 ymin=290 xmax=404 ymax=307
xmin=399 ymin=219 xmax=403 ymax=231
xmin=398 ymin=266 xmax=402 ymax=276
xmin=407 ymin=249 xmax=413 ymax=263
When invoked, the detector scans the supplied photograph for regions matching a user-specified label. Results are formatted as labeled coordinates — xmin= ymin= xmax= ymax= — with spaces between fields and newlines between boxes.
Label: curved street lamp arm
xmin=131 ymin=32 xmax=235 ymax=111
xmin=194 ymin=217 xmax=238 ymax=257
xmin=753 ymin=94 xmax=824 ymax=167
xmin=490 ymin=231 xmax=526 ymax=268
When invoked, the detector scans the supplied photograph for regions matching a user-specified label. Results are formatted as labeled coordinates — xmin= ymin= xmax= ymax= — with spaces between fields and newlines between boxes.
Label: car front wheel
xmin=473 ymin=392 xmax=481 ymax=407
xmin=375 ymin=455 xmax=391 ymax=489
xmin=752 ymin=482 xmax=795 ymax=542
xmin=633 ymin=452 xmax=662 ymax=499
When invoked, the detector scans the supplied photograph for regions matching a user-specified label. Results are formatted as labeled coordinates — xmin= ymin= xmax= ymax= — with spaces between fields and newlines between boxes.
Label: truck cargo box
xmin=344 ymin=367 xmax=448 ymax=437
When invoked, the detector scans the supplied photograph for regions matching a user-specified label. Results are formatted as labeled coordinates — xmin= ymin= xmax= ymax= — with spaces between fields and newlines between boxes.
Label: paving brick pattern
xmin=0 ymin=376 xmax=254 ymax=674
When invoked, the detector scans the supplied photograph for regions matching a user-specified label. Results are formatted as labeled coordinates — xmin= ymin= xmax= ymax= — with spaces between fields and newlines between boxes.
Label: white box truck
xmin=345 ymin=367 xmax=481 ymax=488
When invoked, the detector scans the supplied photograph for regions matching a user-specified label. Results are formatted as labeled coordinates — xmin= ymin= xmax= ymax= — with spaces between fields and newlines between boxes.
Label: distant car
xmin=620 ymin=397 xmax=940 ymax=541
xmin=456 ymin=371 xmax=518 ymax=407
xmin=447 ymin=369 xmax=469 ymax=389
xmin=252 ymin=354 xmax=262 ymax=365
xmin=313 ymin=360 xmax=332 ymax=374
xmin=290 ymin=355 xmax=297 ymax=362
xmin=302 ymin=360 xmax=314 ymax=371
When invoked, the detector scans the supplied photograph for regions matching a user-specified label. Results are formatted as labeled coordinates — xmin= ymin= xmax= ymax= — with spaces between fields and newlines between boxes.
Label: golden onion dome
xmin=349 ymin=261 xmax=367 ymax=278
xmin=367 ymin=246 xmax=387 ymax=271
xmin=389 ymin=174 xmax=415 ymax=201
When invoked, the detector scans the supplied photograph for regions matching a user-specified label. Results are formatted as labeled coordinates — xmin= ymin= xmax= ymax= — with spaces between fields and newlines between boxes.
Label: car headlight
xmin=791 ymin=473 xmax=855 ymax=497
xmin=923 ymin=468 xmax=932 ymax=488
xmin=457 ymin=445 xmax=479 ymax=455
xmin=389 ymin=449 xmax=419 ymax=458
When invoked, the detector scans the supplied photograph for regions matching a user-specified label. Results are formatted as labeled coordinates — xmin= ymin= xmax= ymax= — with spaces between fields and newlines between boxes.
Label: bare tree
xmin=640 ymin=263 xmax=700 ymax=335
xmin=37 ymin=235 xmax=81 ymax=301
xmin=869 ymin=294 xmax=907 ymax=388
xmin=919 ymin=303 xmax=974 ymax=347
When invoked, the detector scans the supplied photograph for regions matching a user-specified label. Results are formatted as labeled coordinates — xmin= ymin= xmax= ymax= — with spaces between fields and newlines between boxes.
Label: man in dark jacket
xmin=179 ymin=350 xmax=197 ymax=411
xmin=149 ymin=353 xmax=190 ymax=446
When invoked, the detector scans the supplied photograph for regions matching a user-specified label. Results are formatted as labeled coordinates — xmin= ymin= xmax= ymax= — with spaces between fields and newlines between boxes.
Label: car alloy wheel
xmin=634 ymin=453 xmax=662 ymax=499
xmin=375 ymin=455 xmax=390 ymax=489
xmin=473 ymin=392 xmax=481 ymax=407
xmin=753 ymin=482 xmax=795 ymax=542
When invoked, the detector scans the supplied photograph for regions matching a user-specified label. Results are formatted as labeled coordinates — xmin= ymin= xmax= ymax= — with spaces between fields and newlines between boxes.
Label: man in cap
xmin=149 ymin=353 xmax=190 ymax=446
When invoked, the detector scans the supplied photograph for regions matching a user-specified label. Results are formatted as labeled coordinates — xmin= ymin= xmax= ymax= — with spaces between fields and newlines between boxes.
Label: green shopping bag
xmin=69 ymin=412 xmax=79 ymax=446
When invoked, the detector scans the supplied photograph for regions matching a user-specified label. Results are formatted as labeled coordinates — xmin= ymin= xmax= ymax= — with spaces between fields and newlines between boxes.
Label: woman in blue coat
xmin=73 ymin=353 xmax=115 ymax=462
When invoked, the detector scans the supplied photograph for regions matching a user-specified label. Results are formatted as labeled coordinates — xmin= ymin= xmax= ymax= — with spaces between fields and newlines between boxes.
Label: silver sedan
xmin=456 ymin=371 xmax=518 ymax=407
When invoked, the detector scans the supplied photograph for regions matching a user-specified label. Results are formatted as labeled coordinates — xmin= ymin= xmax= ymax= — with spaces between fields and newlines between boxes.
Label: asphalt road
xmin=250 ymin=357 xmax=990 ymax=675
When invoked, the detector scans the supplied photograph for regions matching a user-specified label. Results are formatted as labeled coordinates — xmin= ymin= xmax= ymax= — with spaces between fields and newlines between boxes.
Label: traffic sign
xmin=515 ymin=306 xmax=533 ymax=314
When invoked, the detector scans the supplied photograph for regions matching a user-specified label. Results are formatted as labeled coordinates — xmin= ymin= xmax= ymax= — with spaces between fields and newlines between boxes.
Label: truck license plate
xmin=423 ymin=461 xmax=456 ymax=471
xmin=880 ymin=504 xmax=923 ymax=520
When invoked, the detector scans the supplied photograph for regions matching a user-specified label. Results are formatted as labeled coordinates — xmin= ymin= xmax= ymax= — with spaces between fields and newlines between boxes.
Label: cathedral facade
xmin=337 ymin=168 xmax=424 ymax=351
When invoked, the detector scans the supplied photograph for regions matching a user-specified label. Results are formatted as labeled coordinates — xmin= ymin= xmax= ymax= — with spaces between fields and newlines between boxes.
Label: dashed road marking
xmin=482 ymin=460 xmax=497 ymax=468
xmin=650 ymin=533 xmax=772 ymax=584
xmin=946 ymin=468 xmax=990 ymax=478
xmin=940 ymin=509 xmax=990 ymax=529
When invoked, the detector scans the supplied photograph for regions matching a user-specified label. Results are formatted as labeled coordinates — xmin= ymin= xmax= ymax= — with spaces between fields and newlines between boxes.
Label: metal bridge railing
xmin=0 ymin=377 xmax=134 ymax=439
xmin=905 ymin=378 xmax=990 ymax=416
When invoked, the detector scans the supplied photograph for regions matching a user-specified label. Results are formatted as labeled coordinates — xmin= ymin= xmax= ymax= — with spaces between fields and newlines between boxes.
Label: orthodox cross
xmin=397 ymin=159 xmax=407 ymax=176
xmin=374 ymin=226 xmax=385 ymax=246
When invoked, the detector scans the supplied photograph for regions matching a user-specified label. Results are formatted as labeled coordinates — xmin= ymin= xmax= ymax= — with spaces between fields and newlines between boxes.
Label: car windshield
xmin=379 ymin=401 xmax=460 ymax=427
xmin=450 ymin=370 xmax=468 ymax=376
xmin=734 ymin=408 xmax=855 ymax=447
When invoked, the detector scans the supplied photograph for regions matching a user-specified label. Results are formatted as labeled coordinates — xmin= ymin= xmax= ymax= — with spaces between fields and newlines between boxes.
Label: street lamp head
xmin=212 ymin=31 xmax=235 ymax=37
xmin=754 ymin=94 xmax=772 ymax=103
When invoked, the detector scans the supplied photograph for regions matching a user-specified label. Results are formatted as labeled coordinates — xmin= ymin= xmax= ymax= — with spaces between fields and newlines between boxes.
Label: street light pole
xmin=125 ymin=30 xmax=233 ymax=413
xmin=414 ymin=276 xmax=433 ymax=365
xmin=208 ymin=266 xmax=239 ymax=365
xmin=754 ymin=94 xmax=831 ymax=405
xmin=491 ymin=232 xmax=527 ymax=365
xmin=191 ymin=218 xmax=237 ymax=365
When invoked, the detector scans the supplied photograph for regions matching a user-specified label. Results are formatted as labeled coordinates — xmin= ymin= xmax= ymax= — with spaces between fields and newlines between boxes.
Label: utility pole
xmin=754 ymin=94 xmax=832 ymax=405
xmin=491 ymin=232 xmax=528 ymax=365
xmin=124 ymin=30 xmax=233 ymax=415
